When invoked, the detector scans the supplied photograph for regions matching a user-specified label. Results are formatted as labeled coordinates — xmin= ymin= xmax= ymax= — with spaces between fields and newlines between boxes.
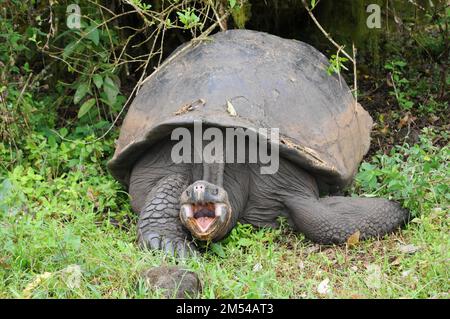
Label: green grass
xmin=0 ymin=128 xmax=448 ymax=299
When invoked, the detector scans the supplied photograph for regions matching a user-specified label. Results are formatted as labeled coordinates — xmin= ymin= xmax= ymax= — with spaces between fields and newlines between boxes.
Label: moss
xmin=231 ymin=1 xmax=252 ymax=29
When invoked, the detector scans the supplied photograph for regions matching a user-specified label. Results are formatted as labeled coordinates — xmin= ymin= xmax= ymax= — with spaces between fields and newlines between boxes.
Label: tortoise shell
xmin=108 ymin=30 xmax=373 ymax=192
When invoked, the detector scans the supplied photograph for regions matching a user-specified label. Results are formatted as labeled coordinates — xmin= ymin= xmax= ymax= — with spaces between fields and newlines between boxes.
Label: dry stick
xmin=135 ymin=19 xmax=165 ymax=94
xmin=101 ymin=13 xmax=229 ymax=142
xmin=335 ymin=45 xmax=345 ymax=88
xmin=352 ymin=43 xmax=358 ymax=105
xmin=301 ymin=0 xmax=354 ymax=63
xmin=157 ymin=24 xmax=167 ymax=66
xmin=141 ymin=11 xmax=230 ymax=86
xmin=210 ymin=0 xmax=227 ymax=31
xmin=301 ymin=0 xmax=358 ymax=107
xmin=390 ymin=73 xmax=400 ymax=103
xmin=43 ymin=4 xmax=56 ymax=50
xmin=132 ymin=23 xmax=161 ymax=48
xmin=407 ymin=0 xmax=426 ymax=11
xmin=124 ymin=0 xmax=153 ymax=26
xmin=54 ymin=10 xmax=230 ymax=144
xmin=15 ymin=73 xmax=33 ymax=129
xmin=45 ymin=10 xmax=137 ymax=54
xmin=99 ymin=6 xmax=118 ymax=63
xmin=113 ymin=32 xmax=139 ymax=74
xmin=82 ymin=22 xmax=164 ymax=143
xmin=202 ymin=3 xmax=213 ymax=28
xmin=51 ymin=26 xmax=161 ymax=143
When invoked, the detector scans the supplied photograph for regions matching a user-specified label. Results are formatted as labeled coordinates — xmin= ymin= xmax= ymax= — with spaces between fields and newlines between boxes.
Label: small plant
xmin=327 ymin=54 xmax=349 ymax=76
xmin=177 ymin=8 xmax=201 ymax=29
xmin=384 ymin=60 xmax=415 ymax=110
xmin=353 ymin=128 xmax=449 ymax=216
xmin=130 ymin=0 xmax=152 ymax=11
xmin=418 ymin=97 xmax=448 ymax=116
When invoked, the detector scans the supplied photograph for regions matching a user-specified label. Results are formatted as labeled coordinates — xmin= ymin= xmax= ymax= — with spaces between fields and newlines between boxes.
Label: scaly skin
xmin=131 ymin=142 xmax=410 ymax=252
xmin=285 ymin=196 xmax=410 ymax=244
xmin=137 ymin=174 xmax=197 ymax=257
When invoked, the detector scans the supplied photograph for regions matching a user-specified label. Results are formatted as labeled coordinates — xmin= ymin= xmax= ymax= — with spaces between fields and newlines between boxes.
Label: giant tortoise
xmin=108 ymin=29 xmax=409 ymax=257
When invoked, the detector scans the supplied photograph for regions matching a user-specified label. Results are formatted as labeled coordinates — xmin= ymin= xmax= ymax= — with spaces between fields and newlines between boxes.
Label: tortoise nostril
xmin=194 ymin=184 xmax=204 ymax=191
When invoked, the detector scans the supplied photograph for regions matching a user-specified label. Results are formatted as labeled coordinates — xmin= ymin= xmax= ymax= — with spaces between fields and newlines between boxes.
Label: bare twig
xmin=141 ymin=11 xmax=230 ymax=86
xmin=301 ymin=0 xmax=359 ymax=106
xmin=82 ymin=4 xmax=230 ymax=144
xmin=390 ymin=73 xmax=400 ymax=102
xmin=407 ymin=0 xmax=426 ymax=11
xmin=47 ymin=0 xmax=230 ymax=144
xmin=352 ymin=43 xmax=358 ymax=104
xmin=301 ymin=0 xmax=354 ymax=63
xmin=15 ymin=73 xmax=33 ymax=129
xmin=210 ymin=0 xmax=227 ymax=31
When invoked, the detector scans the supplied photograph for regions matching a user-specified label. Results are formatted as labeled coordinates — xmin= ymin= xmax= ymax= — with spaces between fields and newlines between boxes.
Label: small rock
xmin=317 ymin=278 xmax=332 ymax=296
xmin=305 ymin=245 xmax=320 ymax=254
xmin=390 ymin=257 xmax=401 ymax=266
xmin=61 ymin=264 xmax=82 ymax=289
xmin=253 ymin=263 xmax=263 ymax=272
xmin=365 ymin=264 xmax=382 ymax=289
xmin=401 ymin=269 xmax=413 ymax=278
xmin=141 ymin=266 xmax=201 ymax=299
xmin=398 ymin=244 xmax=420 ymax=254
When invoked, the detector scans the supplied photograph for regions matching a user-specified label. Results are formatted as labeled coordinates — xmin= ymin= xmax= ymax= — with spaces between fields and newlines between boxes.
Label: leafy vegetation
xmin=0 ymin=0 xmax=448 ymax=299
xmin=0 ymin=127 xmax=448 ymax=298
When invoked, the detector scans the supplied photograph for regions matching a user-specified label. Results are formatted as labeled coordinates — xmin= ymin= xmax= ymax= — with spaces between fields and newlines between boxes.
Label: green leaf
xmin=63 ymin=41 xmax=78 ymax=58
xmin=229 ymin=0 xmax=236 ymax=8
xmin=237 ymin=238 xmax=253 ymax=247
xmin=59 ymin=127 xmax=68 ymax=137
xmin=311 ymin=0 xmax=317 ymax=9
xmin=93 ymin=74 xmax=103 ymax=89
xmin=85 ymin=25 xmax=99 ymax=46
xmin=394 ymin=60 xmax=407 ymax=68
xmin=210 ymin=243 xmax=226 ymax=258
xmin=176 ymin=8 xmax=200 ymax=29
xmin=78 ymin=98 xmax=96 ymax=118
xmin=103 ymin=76 xmax=119 ymax=105
xmin=74 ymin=82 xmax=89 ymax=104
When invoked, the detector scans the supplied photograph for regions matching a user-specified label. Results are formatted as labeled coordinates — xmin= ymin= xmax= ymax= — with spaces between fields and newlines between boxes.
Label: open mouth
xmin=192 ymin=203 xmax=217 ymax=232
xmin=180 ymin=202 xmax=228 ymax=234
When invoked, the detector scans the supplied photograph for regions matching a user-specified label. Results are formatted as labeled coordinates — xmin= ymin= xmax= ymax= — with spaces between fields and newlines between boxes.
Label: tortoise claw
xmin=139 ymin=232 xmax=197 ymax=258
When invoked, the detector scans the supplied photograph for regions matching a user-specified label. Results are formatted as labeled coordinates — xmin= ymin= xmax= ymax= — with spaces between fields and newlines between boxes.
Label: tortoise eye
xmin=185 ymin=190 xmax=191 ymax=197
xmin=211 ymin=188 xmax=218 ymax=195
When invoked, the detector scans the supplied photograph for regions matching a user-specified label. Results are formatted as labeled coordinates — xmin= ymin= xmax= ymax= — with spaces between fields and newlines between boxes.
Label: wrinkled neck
xmin=202 ymin=162 xmax=224 ymax=187
xmin=218 ymin=168 xmax=249 ymax=239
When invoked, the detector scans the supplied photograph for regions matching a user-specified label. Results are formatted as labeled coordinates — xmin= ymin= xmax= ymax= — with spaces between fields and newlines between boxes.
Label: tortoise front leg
xmin=284 ymin=196 xmax=410 ymax=244
xmin=137 ymin=173 xmax=197 ymax=257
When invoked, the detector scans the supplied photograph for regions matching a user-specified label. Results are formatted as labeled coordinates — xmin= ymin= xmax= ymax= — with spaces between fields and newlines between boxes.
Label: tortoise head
xmin=179 ymin=180 xmax=232 ymax=241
